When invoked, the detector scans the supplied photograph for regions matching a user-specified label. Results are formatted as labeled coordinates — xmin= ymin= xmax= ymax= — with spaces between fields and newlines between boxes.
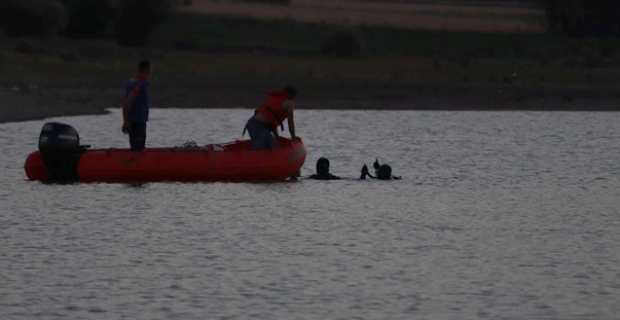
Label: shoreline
xmin=2 ymin=45 xmax=619 ymax=124
xmin=1 ymin=85 xmax=618 ymax=125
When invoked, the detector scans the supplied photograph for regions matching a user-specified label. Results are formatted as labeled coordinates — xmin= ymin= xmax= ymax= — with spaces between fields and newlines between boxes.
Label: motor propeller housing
xmin=37 ymin=122 xmax=83 ymax=181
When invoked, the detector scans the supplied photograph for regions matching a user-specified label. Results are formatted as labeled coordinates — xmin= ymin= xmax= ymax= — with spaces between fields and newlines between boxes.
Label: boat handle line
xmin=208 ymin=150 xmax=214 ymax=170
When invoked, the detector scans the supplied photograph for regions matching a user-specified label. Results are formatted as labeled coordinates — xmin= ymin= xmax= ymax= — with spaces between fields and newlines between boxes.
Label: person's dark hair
xmin=284 ymin=86 xmax=297 ymax=98
xmin=377 ymin=164 xmax=392 ymax=180
xmin=138 ymin=60 xmax=152 ymax=73
xmin=316 ymin=157 xmax=330 ymax=175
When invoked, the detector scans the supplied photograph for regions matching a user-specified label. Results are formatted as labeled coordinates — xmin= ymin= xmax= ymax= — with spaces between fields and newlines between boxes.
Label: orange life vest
xmin=255 ymin=91 xmax=292 ymax=130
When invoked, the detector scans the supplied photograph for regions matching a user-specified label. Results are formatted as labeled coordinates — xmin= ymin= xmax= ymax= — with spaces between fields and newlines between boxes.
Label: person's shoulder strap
xmin=136 ymin=77 xmax=148 ymax=88
xmin=129 ymin=80 xmax=143 ymax=97
xmin=260 ymin=106 xmax=284 ymax=131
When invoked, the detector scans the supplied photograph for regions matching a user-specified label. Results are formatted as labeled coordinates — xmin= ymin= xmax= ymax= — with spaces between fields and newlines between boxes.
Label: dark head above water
xmin=376 ymin=164 xmax=392 ymax=180
xmin=316 ymin=157 xmax=330 ymax=175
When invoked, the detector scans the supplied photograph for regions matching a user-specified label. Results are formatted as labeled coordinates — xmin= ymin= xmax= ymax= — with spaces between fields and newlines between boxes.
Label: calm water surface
xmin=1 ymin=109 xmax=619 ymax=319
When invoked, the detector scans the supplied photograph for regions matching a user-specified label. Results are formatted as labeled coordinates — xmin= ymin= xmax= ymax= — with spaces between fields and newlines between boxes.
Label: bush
xmin=14 ymin=38 xmax=48 ymax=54
xmin=14 ymin=39 xmax=32 ymax=54
xmin=114 ymin=0 xmax=172 ymax=46
xmin=240 ymin=0 xmax=291 ymax=5
xmin=172 ymin=0 xmax=192 ymax=6
xmin=0 ymin=0 xmax=68 ymax=38
xmin=535 ymin=0 xmax=620 ymax=37
xmin=322 ymin=28 xmax=364 ymax=59
xmin=59 ymin=51 xmax=79 ymax=62
xmin=60 ymin=0 xmax=118 ymax=39
xmin=76 ymin=42 xmax=109 ymax=59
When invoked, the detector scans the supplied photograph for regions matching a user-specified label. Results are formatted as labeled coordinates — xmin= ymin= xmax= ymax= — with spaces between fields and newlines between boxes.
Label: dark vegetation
xmin=114 ymin=0 xmax=173 ymax=46
xmin=0 ymin=0 xmax=68 ymax=38
xmin=150 ymin=12 xmax=620 ymax=68
xmin=534 ymin=0 xmax=620 ymax=37
xmin=1 ymin=0 xmax=620 ymax=68
xmin=240 ymin=0 xmax=291 ymax=4
xmin=60 ymin=0 xmax=116 ymax=39
xmin=0 ymin=0 xmax=187 ymax=46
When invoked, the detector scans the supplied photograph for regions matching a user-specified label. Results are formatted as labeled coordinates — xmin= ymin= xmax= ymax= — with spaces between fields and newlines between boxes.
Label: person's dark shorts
xmin=128 ymin=122 xmax=146 ymax=151
xmin=245 ymin=117 xmax=277 ymax=150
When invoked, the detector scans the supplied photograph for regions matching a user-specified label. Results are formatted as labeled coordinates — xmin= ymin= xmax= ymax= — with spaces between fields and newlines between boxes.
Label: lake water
xmin=1 ymin=109 xmax=619 ymax=319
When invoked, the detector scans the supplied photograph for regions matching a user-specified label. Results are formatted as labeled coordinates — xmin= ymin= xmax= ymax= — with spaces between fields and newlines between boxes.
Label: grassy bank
xmin=1 ymin=40 xmax=618 ymax=114
xmin=3 ymin=33 xmax=620 ymax=90
xmin=152 ymin=12 xmax=620 ymax=63
xmin=181 ymin=0 xmax=544 ymax=32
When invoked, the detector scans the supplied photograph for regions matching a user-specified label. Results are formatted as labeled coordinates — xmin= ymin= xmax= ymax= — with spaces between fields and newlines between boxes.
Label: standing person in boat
xmin=244 ymin=86 xmax=297 ymax=150
xmin=121 ymin=60 xmax=152 ymax=152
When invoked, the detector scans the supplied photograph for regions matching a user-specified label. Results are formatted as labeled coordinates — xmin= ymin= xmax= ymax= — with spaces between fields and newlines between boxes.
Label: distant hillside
xmin=181 ymin=0 xmax=544 ymax=33
xmin=360 ymin=0 xmax=536 ymax=8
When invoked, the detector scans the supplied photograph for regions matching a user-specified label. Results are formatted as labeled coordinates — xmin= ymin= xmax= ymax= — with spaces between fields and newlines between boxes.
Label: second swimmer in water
xmin=360 ymin=159 xmax=402 ymax=180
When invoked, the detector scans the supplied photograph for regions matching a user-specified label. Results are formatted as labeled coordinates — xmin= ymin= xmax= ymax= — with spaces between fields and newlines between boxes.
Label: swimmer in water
xmin=308 ymin=157 xmax=341 ymax=180
xmin=360 ymin=159 xmax=401 ymax=180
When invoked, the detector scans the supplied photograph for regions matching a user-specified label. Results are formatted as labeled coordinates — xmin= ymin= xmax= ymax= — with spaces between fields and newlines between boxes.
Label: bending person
xmin=244 ymin=87 xmax=297 ymax=150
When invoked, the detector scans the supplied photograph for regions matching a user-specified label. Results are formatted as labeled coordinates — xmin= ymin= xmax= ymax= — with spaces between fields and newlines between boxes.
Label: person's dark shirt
xmin=308 ymin=173 xmax=341 ymax=180
xmin=125 ymin=74 xmax=149 ymax=122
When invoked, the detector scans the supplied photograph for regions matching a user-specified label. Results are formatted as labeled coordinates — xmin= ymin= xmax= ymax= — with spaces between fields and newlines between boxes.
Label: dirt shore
xmin=2 ymin=43 xmax=619 ymax=125
xmin=1 ymin=82 xmax=618 ymax=125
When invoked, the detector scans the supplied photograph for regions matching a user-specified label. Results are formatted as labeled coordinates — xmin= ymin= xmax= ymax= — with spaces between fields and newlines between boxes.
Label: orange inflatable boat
xmin=24 ymin=122 xmax=306 ymax=183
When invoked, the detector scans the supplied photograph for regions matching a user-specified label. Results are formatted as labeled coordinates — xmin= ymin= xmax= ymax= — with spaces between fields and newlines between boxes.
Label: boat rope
xmin=180 ymin=141 xmax=198 ymax=149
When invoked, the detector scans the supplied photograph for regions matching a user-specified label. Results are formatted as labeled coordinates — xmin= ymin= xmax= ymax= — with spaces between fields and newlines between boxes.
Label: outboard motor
xmin=38 ymin=122 xmax=84 ymax=181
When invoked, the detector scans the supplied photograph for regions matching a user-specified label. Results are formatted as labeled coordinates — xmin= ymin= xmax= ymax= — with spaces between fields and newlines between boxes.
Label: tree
xmin=114 ymin=0 xmax=172 ymax=46
xmin=60 ymin=0 xmax=118 ymax=39
xmin=536 ymin=0 xmax=620 ymax=37
xmin=0 ymin=0 xmax=68 ymax=38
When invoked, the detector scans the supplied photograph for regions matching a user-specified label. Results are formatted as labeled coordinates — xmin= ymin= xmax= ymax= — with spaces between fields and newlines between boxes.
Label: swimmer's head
xmin=316 ymin=157 xmax=330 ymax=175
xmin=377 ymin=164 xmax=392 ymax=180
